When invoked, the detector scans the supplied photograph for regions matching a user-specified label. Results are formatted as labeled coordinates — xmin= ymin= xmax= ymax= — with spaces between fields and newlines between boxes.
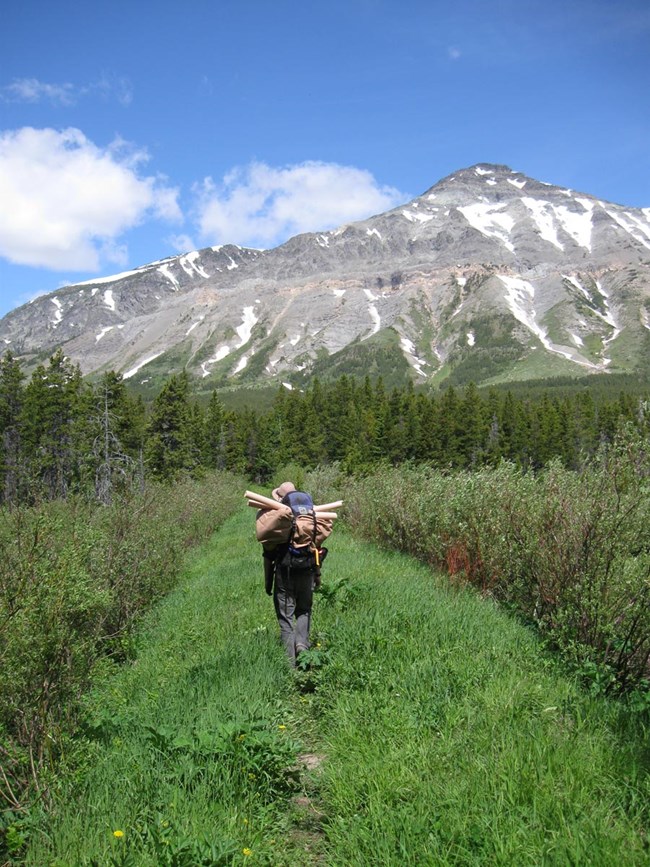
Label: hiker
xmin=262 ymin=481 xmax=323 ymax=666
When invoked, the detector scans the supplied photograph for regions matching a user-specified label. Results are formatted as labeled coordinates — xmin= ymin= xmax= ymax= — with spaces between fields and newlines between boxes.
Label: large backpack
xmin=281 ymin=490 xmax=317 ymax=556
xmin=255 ymin=490 xmax=333 ymax=563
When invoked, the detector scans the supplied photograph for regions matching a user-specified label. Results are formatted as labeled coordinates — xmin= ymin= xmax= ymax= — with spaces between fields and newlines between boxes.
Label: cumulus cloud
xmin=194 ymin=161 xmax=407 ymax=248
xmin=0 ymin=127 xmax=181 ymax=270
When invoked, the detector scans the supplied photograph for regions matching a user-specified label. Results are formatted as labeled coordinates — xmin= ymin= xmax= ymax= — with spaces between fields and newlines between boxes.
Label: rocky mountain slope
xmin=2 ymin=163 xmax=650 ymax=388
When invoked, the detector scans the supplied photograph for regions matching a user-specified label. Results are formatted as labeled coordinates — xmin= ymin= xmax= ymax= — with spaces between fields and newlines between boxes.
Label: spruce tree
xmin=145 ymin=371 xmax=193 ymax=479
xmin=204 ymin=390 xmax=226 ymax=469
xmin=0 ymin=351 xmax=25 ymax=502
xmin=20 ymin=349 xmax=87 ymax=499
xmin=91 ymin=371 xmax=140 ymax=502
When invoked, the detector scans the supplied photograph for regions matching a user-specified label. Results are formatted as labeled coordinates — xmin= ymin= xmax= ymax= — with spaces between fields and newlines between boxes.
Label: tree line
xmin=1 ymin=348 xmax=648 ymax=505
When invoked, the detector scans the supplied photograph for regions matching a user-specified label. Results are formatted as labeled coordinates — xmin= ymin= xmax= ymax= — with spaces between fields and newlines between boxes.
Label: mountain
xmin=2 ymin=163 xmax=650 ymax=390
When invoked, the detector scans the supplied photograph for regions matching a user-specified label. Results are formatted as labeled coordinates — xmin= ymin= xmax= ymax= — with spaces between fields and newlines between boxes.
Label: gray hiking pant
xmin=273 ymin=564 xmax=315 ymax=665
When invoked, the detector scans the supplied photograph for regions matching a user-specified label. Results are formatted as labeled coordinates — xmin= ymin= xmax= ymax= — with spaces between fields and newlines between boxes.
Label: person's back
xmin=248 ymin=481 xmax=337 ymax=666
xmin=261 ymin=482 xmax=319 ymax=665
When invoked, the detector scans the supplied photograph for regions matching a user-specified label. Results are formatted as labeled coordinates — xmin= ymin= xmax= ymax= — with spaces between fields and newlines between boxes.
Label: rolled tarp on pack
xmin=245 ymin=490 xmax=291 ymax=514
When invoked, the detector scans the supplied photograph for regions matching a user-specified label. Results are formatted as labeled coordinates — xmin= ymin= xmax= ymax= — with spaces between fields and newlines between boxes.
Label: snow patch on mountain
xmin=185 ymin=315 xmax=205 ymax=336
xmin=201 ymin=343 xmax=231 ymax=377
xmin=554 ymin=202 xmax=593 ymax=250
xmin=366 ymin=304 xmax=381 ymax=336
xmin=180 ymin=251 xmax=210 ymax=278
xmin=458 ymin=203 xmax=515 ymax=252
xmin=70 ymin=267 xmax=151 ymax=288
xmin=563 ymin=274 xmax=593 ymax=302
xmin=605 ymin=209 xmax=650 ymax=250
xmin=200 ymin=306 xmax=257 ymax=378
xmin=522 ymin=198 xmax=564 ymax=250
xmin=402 ymin=209 xmax=433 ymax=224
xmin=498 ymin=274 xmax=592 ymax=366
xmin=51 ymin=297 xmax=63 ymax=326
xmin=400 ymin=336 xmax=427 ymax=376
xmin=103 ymin=290 xmax=116 ymax=311
xmin=123 ymin=352 xmax=164 ymax=379
xmin=597 ymin=281 xmax=620 ymax=366
xmin=96 ymin=326 xmax=113 ymax=342
xmin=158 ymin=264 xmax=180 ymax=290
xmin=236 ymin=306 xmax=257 ymax=346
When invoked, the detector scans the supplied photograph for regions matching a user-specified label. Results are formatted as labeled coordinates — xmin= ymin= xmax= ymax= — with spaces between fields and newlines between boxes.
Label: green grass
xmin=310 ymin=536 xmax=649 ymax=865
xmin=20 ymin=510 xmax=649 ymax=866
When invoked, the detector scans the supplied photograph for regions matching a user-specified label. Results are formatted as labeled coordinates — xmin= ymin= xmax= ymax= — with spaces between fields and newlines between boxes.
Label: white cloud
xmin=0 ymin=127 xmax=182 ymax=270
xmin=168 ymin=233 xmax=197 ymax=253
xmin=1 ymin=78 xmax=77 ymax=105
xmin=194 ymin=160 xmax=407 ymax=248
xmin=448 ymin=46 xmax=462 ymax=60
xmin=1 ymin=76 xmax=134 ymax=106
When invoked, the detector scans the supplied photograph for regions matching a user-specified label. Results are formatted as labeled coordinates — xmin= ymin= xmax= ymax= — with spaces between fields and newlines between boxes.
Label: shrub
xmin=0 ymin=471 xmax=244 ymax=810
xmin=343 ymin=428 xmax=650 ymax=696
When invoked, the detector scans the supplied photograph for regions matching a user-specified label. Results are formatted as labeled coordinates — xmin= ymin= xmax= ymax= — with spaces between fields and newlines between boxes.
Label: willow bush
xmin=0 ymin=471 xmax=244 ymax=810
xmin=342 ymin=427 xmax=650 ymax=697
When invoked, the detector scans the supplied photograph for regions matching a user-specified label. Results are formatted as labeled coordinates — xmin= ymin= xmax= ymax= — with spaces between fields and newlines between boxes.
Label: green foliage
xmin=13 ymin=509 xmax=650 ymax=866
xmin=145 ymin=371 xmax=197 ymax=479
xmin=342 ymin=426 xmax=650 ymax=695
xmin=305 ymin=532 xmax=650 ymax=865
xmin=305 ymin=328 xmax=413 ymax=389
xmin=20 ymin=511 xmax=302 ymax=866
xmin=443 ymin=313 xmax=525 ymax=386
xmin=0 ymin=471 xmax=244 ymax=813
xmin=2 ymin=346 xmax=650 ymax=503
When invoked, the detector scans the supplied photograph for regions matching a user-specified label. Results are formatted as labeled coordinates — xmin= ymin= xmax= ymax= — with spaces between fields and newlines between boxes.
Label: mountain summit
xmin=2 ymin=164 xmax=650 ymax=389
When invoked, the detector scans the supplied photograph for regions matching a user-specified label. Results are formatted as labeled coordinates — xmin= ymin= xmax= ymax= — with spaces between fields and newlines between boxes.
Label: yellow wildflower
xmin=243 ymin=847 xmax=253 ymax=856
xmin=113 ymin=829 xmax=124 ymax=838
xmin=278 ymin=724 xmax=286 ymax=731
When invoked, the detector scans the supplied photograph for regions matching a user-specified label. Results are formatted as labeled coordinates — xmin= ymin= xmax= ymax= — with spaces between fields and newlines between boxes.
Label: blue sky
xmin=1 ymin=0 xmax=649 ymax=317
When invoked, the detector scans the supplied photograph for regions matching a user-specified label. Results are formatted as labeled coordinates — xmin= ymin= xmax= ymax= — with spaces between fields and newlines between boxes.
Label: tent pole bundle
xmin=245 ymin=490 xmax=342 ymax=520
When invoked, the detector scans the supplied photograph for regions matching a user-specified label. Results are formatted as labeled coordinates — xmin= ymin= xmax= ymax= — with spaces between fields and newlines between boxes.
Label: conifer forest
xmin=1 ymin=348 xmax=649 ymax=503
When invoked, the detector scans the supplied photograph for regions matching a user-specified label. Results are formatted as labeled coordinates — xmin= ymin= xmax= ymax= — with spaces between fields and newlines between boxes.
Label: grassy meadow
xmin=14 ymin=507 xmax=649 ymax=866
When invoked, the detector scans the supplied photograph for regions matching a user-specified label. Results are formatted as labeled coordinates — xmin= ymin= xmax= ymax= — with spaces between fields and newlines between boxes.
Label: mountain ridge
xmin=2 ymin=163 xmax=649 ymax=389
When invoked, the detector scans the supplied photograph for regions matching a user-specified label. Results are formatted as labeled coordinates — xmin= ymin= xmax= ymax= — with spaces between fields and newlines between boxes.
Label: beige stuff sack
xmin=255 ymin=508 xmax=292 ymax=550
xmin=256 ymin=509 xmax=333 ymax=552
xmin=292 ymin=514 xmax=334 ymax=549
